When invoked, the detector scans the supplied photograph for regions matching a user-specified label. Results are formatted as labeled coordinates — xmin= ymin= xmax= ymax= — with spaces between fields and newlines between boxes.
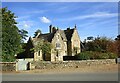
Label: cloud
xmin=26 ymin=10 xmax=47 ymax=14
xmin=17 ymin=21 xmax=34 ymax=29
xmin=40 ymin=16 xmax=51 ymax=23
xmin=58 ymin=12 xmax=117 ymax=22
xmin=24 ymin=24 xmax=30 ymax=28
xmin=74 ymin=12 xmax=117 ymax=20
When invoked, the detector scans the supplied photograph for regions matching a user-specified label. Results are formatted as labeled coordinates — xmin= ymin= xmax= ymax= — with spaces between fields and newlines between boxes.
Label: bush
xmin=75 ymin=51 xmax=91 ymax=60
xmin=75 ymin=51 xmax=117 ymax=60
xmin=98 ymin=53 xmax=109 ymax=59
xmin=98 ymin=52 xmax=117 ymax=59
xmin=107 ymin=52 xmax=117 ymax=59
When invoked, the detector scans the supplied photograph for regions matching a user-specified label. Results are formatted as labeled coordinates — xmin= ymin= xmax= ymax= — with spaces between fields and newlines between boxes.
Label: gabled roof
xmin=56 ymin=29 xmax=67 ymax=41
xmin=64 ymin=29 xmax=74 ymax=41
xmin=32 ymin=28 xmax=75 ymax=43
xmin=38 ymin=33 xmax=55 ymax=42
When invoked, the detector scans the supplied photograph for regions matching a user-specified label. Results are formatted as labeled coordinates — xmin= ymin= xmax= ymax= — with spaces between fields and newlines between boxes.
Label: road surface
xmin=1 ymin=72 xmax=118 ymax=81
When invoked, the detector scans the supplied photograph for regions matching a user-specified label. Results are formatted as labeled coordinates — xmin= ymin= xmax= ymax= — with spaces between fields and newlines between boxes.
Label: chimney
xmin=49 ymin=24 xmax=52 ymax=33
xmin=67 ymin=27 xmax=70 ymax=30
xmin=52 ymin=27 xmax=57 ymax=33
xmin=75 ymin=24 xmax=77 ymax=29
xmin=35 ymin=32 xmax=41 ymax=38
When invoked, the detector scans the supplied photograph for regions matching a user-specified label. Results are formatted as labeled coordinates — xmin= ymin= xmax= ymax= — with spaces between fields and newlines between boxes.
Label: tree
xmin=115 ymin=35 xmax=120 ymax=57
xmin=87 ymin=36 xmax=94 ymax=40
xmin=34 ymin=29 xmax=41 ymax=37
xmin=33 ymin=39 xmax=52 ymax=60
xmin=33 ymin=40 xmax=52 ymax=54
xmin=2 ymin=7 xmax=28 ymax=62
xmin=85 ymin=36 xmax=114 ymax=53
xmin=19 ymin=29 xmax=28 ymax=43
xmin=115 ymin=35 xmax=120 ymax=40
xmin=41 ymin=41 xmax=51 ymax=55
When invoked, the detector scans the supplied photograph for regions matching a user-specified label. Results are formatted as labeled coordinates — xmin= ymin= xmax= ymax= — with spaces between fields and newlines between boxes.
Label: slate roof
xmin=38 ymin=32 xmax=55 ymax=42
xmin=56 ymin=29 xmax=67 ymax=41
xmin=32 ymin=28 xmax=74 ymax=43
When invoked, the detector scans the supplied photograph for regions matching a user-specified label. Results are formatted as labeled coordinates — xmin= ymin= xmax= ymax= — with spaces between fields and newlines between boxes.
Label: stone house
xmin=17 ymin=25 xmax=81 ymax=62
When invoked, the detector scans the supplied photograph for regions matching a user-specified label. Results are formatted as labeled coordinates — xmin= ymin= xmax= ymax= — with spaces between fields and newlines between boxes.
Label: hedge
xmin=75 ymin=51 xmax=117 ymax=60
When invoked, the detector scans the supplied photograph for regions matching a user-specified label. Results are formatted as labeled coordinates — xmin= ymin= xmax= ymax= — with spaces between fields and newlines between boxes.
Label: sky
xmin=2 ymin=2 xmax=118 ymax=42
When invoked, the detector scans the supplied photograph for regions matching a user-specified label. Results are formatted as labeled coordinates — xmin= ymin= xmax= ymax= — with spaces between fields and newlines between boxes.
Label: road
xmin=1 ymin=72 xmax=118 ymax=81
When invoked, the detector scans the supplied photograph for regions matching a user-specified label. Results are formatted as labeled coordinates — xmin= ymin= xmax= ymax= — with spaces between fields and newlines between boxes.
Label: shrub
xmin=91 ymin=51 xmax=100 ymax=59
xmin=98 ymin=52 xmax=117 ymax=59
xmin=75 ymin=51 xmax=91 ymax=60
xmin=107 ymin=52 xmax=117 ymax=59
xmin=75 ymin=51 xmax=117 ymax=60
xmin=98 ymin=53 xmax=109 ymax=59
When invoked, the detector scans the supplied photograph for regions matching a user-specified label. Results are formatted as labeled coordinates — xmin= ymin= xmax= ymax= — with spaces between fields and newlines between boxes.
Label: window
xmin=38 ymin=51 xmax=40 ymax=56
xmin=56 ymin=43 xmax=60 ymax=48
xmin=58 ymin=35 xmax=59 ymax=39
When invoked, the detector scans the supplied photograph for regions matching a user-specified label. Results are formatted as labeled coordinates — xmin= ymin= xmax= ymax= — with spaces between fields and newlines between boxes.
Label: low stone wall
xmin=0 ymin=62 xmax=16 ymax=72
xmin=30 ymin=59 xmax=116 ymax=70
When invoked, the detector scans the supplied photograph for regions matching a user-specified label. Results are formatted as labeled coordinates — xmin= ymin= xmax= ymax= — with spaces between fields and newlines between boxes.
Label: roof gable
xmin=64 ymin=28 xmax=74 ymax=41
xmin=31 ymin=27 xmax=76 ymax=43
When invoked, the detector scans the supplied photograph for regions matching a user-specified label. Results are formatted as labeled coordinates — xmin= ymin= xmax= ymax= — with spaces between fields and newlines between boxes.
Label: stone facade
xmin=70 ymin=28 xmax=81 ymax=56
xmin=51 ymin=30 xmax=67 ymax=61
xmin=17 ymin=25 xmax=81 ymax=62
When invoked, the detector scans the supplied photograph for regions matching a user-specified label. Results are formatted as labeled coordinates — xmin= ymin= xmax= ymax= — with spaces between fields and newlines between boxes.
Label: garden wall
xmin=0 ymin=59 xmax=116 ymax=71
xmin=30 ymin=59 xmax=116 ymax=70
xmin=0 ymin=62 xmax=16 ymax=72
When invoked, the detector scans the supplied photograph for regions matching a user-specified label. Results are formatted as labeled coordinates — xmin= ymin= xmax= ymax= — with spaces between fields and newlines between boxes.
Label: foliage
xmin=2 ymin=7 xmax=28 ymax=62
xmin=115 ymin=35 xmax=120 ymax=57
xmin=41 ymin=41 xmax=52 ymax=54
xmin=75 ymin=51 xmax=117 ymax=60
xmin=85 ymin=36 xmax=116 ymax=53
xmin=75 ymin=52 xmax=90 ymax=60
xmin=33 ymin=40 xmax=43 ymax=52
xmin=115 ymin=35 xmax=120 ymax=40
xmin=79 ymin=36 xmax=118 ymax=60
xmin=33 ymin=39 xmax=52 ymax=55
xmin=19 ymin=29 xmax=28 ymax=43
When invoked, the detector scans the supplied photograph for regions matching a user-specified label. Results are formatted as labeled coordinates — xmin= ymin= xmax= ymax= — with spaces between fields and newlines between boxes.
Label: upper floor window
xmin=57 ymin=34 xmax=60 ymax=39
xmin=38 ymin=51 xmax=40 ymax=56
xmin=56 ymin=43 xmax=60 ymax=48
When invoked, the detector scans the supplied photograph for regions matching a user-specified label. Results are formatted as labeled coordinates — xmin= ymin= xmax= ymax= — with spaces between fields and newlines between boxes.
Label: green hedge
xmin=75 ymin=51 xmax=117 ymax=60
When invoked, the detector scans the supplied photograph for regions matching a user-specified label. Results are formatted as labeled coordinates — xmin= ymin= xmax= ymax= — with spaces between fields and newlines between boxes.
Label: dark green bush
xmin=98 ymin=53 xmax=109 ymax=59
xmin=98 ymin=52 xmax=117 ymax=59
xmin=75 ymin=51 xmax=117 ymax=60
xmin=75 ymin=51 xmax=91 ymax=60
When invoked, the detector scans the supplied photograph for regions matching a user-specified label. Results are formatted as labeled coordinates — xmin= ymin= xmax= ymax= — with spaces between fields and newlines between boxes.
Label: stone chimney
xmin=67 ymin=27 xmax=70 ymax=30
xmin=52 ymin=27 xmax=57 ymax=33
xmin=49 ymin=25 xmax=57 ymax=33
xmin=74 ymin=24 xmax=77 ymax=29
xmin=35 ymin=32 xmax=41 ymax=38
xmin=49 ymin=24 xmax=52 ymax=33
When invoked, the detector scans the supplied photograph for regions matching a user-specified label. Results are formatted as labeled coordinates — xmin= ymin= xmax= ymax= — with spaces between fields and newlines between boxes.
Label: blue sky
xmin=2 ymin=2 xmax=118 ymax=42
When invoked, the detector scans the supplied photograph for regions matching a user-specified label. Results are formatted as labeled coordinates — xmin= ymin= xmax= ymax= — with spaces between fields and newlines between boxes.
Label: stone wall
xmin=30 ymin=59 xmax=116 ymax=70
xmin=0 ymin=62 xmax=16 ymax=72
